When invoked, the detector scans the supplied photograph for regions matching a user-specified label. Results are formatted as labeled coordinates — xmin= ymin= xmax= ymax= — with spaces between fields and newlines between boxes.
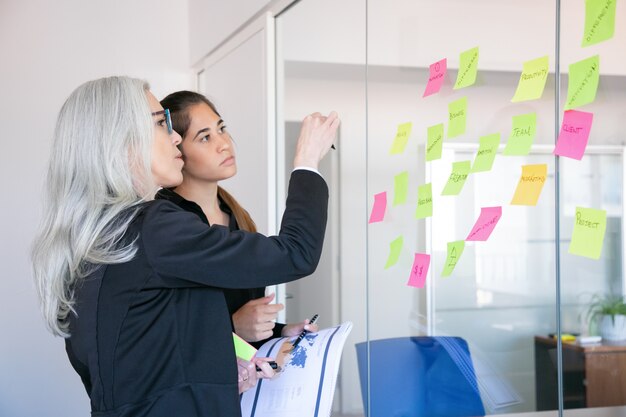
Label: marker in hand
xmin=292 ymin=314 xmax=319 ymax=349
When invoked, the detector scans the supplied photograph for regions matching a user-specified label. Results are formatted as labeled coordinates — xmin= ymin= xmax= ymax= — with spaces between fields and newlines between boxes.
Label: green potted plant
xmin=584 ymin=294 xmax=626 ymax=341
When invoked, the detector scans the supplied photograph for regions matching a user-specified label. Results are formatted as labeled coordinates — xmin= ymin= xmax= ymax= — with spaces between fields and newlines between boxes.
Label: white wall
xmin=0 ymin=1 xmax=191 ymax=416
xmin=188 ymin=0 xmax=271 ymax=64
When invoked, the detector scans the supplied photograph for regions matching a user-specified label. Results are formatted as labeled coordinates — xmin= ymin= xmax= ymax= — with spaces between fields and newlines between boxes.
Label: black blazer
xmin=154 ymin=187 xmax=285 ymax=346
xmin=65 ymin=170 xmax=327 ymax=417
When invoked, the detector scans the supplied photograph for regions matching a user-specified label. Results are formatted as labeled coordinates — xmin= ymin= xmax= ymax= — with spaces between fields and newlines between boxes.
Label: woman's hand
xmin=238 ymin=357 xmax=276 ymax=394
xmin=293 ymin=111 xmax=340 ymax=170
xmin=281 ymin=318 xmax=320 ymax=337
xmin=232 ymin=293 xmax=284 ymax=342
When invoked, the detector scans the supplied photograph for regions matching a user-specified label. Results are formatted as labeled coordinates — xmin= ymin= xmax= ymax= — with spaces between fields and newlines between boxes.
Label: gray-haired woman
xmin=31 ymin=76 xmax=339 ymax=417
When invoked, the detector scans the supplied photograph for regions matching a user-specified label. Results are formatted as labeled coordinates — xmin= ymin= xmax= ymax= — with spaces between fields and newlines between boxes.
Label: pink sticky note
xmin=553 ymin=110 xmax=594 ymax=160
xmin=407 ymin=253 xmax=430 ymax=288
xmin=466 ymin=206 xmax=503 ymax=241
xmin=369 ymin=192 xmax=387 ymax=223
xmin=423 ymin=58 xmax=447 ymax=97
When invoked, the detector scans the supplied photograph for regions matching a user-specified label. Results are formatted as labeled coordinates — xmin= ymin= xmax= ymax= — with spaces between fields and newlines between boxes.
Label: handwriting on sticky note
xmin=385 ymin=236 xmax=404 ymax=269
xmin=554 ymin=110 xmax=594 ymax=160
xmin=423 ymin=58 xmax=447 ymax=97
xmin=442 ymin=161 xmax=471 ymax=196
xmin=415 ymin=183 xmax=433 ymax=219
xmin=569 ymin=206 xmax=607 ymax=259
xmin=394 ymin=171 xmax=409 ymax=206
xmin=503 ymin=113 xmax=537 ymax=156
xmin=390 ymin=122 xmax=413 ymax=155
xmin=407 ymin=253 xmax=430 ymax=288
xmin=511 ymin=56 xmax=549 ymax=102
xmin=471 ymin=133 xmax=500 ymax=173
xmin=448 ymin=96 xmax=467 ymax=138
xmin=426 ymin=123 xmax=444 ymax=161
xmin=466 ymin=207 xmax=502 ymax=241
xmin=442 ymin=240 xmax=465 ymax=277
xmin=511 ymin=164 xmax=547 ymax=206
xmin=369 ymin=192 xmax=387 ymax=223
xmin=454 ymin=47 xmax=479 ymax=90
xmin=582 ymin=0 xmax=616 ymax=47
xmin=565 ymin=55 xmax=600 ymax=110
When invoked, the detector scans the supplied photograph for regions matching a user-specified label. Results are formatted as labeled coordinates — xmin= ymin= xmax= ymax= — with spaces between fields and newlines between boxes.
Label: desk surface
xmin=535 ymin=336 xmax=626 ymax=353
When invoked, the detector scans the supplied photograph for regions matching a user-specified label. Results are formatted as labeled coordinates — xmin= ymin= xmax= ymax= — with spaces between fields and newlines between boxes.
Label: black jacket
xmin=65 ymin=170 xmax=327 ymax=417
xmin=154 ymin=186 xmax=285 ymax=346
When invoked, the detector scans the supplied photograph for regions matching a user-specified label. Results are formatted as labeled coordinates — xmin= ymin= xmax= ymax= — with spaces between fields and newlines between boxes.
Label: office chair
xmin=355 ymin=336 xmax=485 ymax=417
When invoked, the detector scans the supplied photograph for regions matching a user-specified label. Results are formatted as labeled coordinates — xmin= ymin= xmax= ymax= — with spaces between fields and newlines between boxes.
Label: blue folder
xmin=355 ymin=336 xmax=485 ymax=417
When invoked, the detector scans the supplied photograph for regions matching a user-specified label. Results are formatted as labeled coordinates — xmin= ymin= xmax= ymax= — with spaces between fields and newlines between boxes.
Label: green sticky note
xmin=448 ymin=97 xmax=467 ymax=138
xmin=390 ymin=122 xmax=413 ymax=155
xmin=471 ymin=133 xmax=501 ymax=173
xmin=565 ymin=55 xmax=600 ymax=110
xmin=454 ymin=46 xmax=479 ymax=90
xmin=393 ymin=171 xmax=409 ymax=206
xmin=511 ymin=56 xmax=549 ymax=102
xmin=569 ymin=207 xmax=607 ymax=259
xmin=426 ymin=123 xmax=444 ymax=161
xmin=415 ymin=183 xmax=433 ymax=219
xmin=442 ymin=161 xmax=471 ymax=196
xmin=503 ymin=113 xmax=537 ymax=156
xmin=441 ymin=240 xmax=465 ymax=277
xmin=582 ymin=0 xmax=616 ymax=47
xmin=233 ymin=332 xmax=257 ymax=361
xmin=385 ymin=236 xmax=404 ymax=269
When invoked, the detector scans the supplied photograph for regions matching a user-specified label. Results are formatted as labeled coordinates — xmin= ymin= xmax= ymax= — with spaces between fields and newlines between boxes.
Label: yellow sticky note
xmin=471 ymin=133 xmax=501 ymax=173
xmin=233 ymin=332 xmax=257 ymax=361
xmin=454 ymin=47 xmax=479 ymax=89
xmin=415 ymin=183 xmax=433 ymax=219
xmin=385 ymin=236 xmax=404 ymax=269
xmin=511 ymin=164 xmax=547 ymax=206
xmin=393 ymin=171 xmax=409 ymax=206
xmin=390 ymin=122 xmax=413 ymax=155
xmin=569 ymin=207 xmax=607 ymax=259
xmin=503 ymin=113 xmax=537 ymax=156
xmin=426 ymin=123 xmax=444 ymax=162
xmin=441 ymin=240 xmax=465 ymax=277
xmin=582 ymin=0 xmax=616 ymax=47
xmin=511 ymin=56 xmax=549 ymax=102
xmin=448 ymin=97 xmax=468 ymax=138
xmin=565 ymin=55 xmax=600 ymax=110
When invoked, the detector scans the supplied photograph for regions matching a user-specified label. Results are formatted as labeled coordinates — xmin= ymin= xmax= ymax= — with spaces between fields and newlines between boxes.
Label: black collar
xmin=154 ymin=188 xmax=237 ymax=231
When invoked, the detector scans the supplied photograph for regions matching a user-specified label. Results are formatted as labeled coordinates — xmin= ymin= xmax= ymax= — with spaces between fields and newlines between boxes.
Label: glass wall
xmin=276 ymin=1 xmax=625 ymax=416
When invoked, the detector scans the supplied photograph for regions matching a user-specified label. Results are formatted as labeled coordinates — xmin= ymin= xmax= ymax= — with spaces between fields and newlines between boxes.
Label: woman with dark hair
xmin=32 ymin=76 xmax=339 ymax=416
xmin=157 ymin=90 xmax=318 ymax=347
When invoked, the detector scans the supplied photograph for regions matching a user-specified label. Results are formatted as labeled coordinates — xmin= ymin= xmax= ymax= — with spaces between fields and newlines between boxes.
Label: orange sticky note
xmin=511 ymin=164 xmax=547 ymax=206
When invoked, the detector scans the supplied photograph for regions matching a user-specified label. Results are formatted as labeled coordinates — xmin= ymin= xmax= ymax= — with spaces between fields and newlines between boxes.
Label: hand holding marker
xmin=292 ymin=314 xmax=319 ymax=350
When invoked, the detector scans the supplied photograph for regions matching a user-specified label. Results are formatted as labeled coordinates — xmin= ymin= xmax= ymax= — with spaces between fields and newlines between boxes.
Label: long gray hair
xmin=32 ymin=76 xmax=155 ymax=337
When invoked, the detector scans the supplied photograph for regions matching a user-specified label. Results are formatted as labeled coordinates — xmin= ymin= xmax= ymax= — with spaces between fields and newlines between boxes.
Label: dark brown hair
xmin=160 ymin=91 xmax=257 ymax=233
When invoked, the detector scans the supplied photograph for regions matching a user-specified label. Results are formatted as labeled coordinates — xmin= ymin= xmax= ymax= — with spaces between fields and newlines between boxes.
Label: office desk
xmin=535 ymin=336 xmax=626 ymax=410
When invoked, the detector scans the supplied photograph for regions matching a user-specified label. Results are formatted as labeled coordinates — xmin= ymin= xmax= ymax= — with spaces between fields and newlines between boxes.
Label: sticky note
xmin=511 ymin=56 xmax=550 ymax=102
xmin=511 ymin=164 xmax=547 ymax=206
xmin=582 ymin=0 xmax=616 ymax=47
xmin=441 ymin=240 xmax=465 ymax=277
xmin=369 ymin=192 xmax=387 ymax=223
xmin=415 ymin=183 xmax=433 ymax=219
xmin=454 ymin=47 xmax=479 ymax=90
xmin=503 ymin=113 xmax=537 ymax=156
xmin=466 ymin=206 xmax=503 ymax=241
xmin=554 ymin=110 xmax=594 ymax=160
xmin=426 ymin=123 xmax=444 ymax=161
xmin=393 ymin=171 xmax=409 ymax=206
xmin=565 ymin=55 xmax=600 ymax=110
xmin=385 ymin=236 xmax=404 ymax=269
xmin=448 ymin=97 xmax=468 ymax=138
xmin=233 ymin=332 xmax=257 ymax=361
xmin=390 ymin=122 xmax=413 ymax=155
xmin=442 ymin=161 xmax=471 ymax=196
xmin=569 ymin=206 xmax=607 ymax=259
xmin=423 ymin=58 xmax=447 ymax=97
xmin=471 ymin=134 xmax=500 ymax=173
xmin=407 ymin=253 xmax=430 ymax=288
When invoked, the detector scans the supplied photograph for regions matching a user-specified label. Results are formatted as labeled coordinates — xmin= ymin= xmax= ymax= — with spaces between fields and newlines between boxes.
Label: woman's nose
xmin=172 ymin=131 xmax=182 ymax=146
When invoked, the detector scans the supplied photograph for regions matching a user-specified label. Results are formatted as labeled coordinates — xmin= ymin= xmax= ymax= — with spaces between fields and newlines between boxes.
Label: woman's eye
xmin=156 ymin=119 xmax=167 ymax=128
xmin=220 ymin=125 xmax=227 ymax=133
xmin=200 ymin=135 xmax=210 ymax=142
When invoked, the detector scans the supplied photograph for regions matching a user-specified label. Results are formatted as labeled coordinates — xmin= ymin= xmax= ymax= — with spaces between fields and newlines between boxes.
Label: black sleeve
xmin=144 ymin=170 xmax=328 ymax=289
